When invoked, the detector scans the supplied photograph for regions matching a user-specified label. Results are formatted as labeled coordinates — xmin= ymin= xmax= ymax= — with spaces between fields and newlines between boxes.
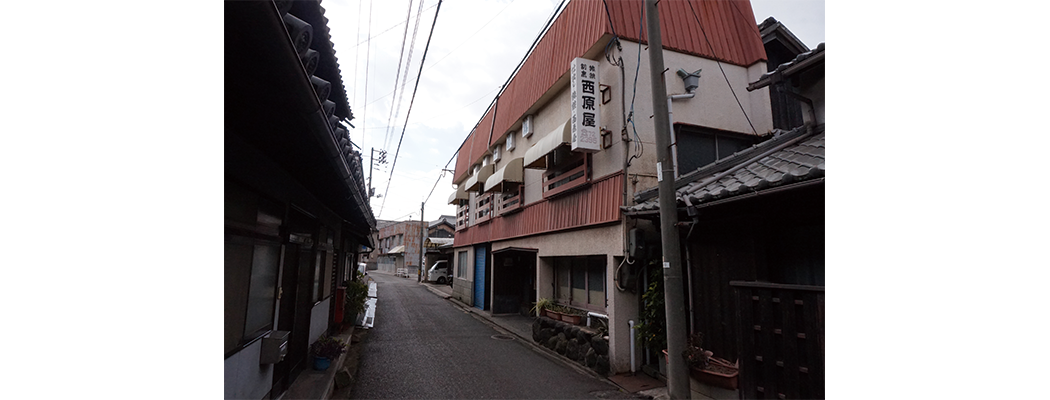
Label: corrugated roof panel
xmin=452 ymin=131 xmax=474 ymax=184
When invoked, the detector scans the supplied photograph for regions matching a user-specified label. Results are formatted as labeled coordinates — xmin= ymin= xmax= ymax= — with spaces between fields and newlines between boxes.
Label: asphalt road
xmin=347 ymin=272 xmax=635 ymax=400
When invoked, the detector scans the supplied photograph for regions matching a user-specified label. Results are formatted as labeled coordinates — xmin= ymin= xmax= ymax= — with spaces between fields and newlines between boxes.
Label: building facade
xmin=447 ymin=0 xmax=774 ymax=375
xmin=225 ymin=1 xmax=375 ymax=399
xmin=373 ymin=220 xmax=426 ymax=275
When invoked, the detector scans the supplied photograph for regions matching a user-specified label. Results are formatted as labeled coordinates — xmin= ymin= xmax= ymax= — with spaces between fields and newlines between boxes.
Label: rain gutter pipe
xmin=667 ymin=93 xmax=694 ymax=179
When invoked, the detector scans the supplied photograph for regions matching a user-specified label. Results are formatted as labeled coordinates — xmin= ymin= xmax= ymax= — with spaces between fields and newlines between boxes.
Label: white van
xmin=426 ymin=260 xmax=450 ymax=284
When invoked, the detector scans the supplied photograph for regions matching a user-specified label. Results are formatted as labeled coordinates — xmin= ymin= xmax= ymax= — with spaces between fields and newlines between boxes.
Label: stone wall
xmin=531 ymin=316 xmax=610 ymax=376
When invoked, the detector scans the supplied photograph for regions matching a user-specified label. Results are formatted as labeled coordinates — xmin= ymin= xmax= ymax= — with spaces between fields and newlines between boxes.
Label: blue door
xmin=473 ymin=245 xmax=487 ymax=309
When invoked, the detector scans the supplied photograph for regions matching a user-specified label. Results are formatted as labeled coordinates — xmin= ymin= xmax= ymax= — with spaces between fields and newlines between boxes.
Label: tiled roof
xmin=748 ymin=42 xmax=825 ymax=91
xmin=624 ymin=125 xmax=824 ymax=214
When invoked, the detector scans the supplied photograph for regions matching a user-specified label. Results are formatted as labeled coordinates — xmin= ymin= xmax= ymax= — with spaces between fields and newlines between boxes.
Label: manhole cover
xmin=490 ymin=334 xmax=515 ymax=341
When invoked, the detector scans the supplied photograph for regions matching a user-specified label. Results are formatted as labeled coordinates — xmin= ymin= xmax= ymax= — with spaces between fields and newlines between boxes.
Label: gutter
xmin=263 ymin=1 xmax=375 ymax=227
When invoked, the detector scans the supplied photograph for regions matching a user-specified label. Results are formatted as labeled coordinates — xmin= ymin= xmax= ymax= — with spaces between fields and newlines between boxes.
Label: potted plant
xmin=558 ymin=306 xmax=586 ymax=325
xmin=310 ymin=336 xmax=346 ymax=371
xmin=682 ymin=332 xmax=738 ymax=390
xmin=530 ymin=297 xmax=554 ymax=318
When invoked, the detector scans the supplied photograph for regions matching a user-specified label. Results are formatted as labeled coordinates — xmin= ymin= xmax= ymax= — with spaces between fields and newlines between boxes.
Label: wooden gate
xmin=731 ymin=281 xmax=824 ymax=399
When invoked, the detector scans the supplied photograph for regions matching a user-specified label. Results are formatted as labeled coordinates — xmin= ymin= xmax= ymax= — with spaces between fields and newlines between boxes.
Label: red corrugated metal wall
xmin=453 ymin=172 xmax=623 ymax=248
xmin=453 ymin=131 xmax=474 ymax=184
xmin=452 ymin=1 xmax=765 ymax=182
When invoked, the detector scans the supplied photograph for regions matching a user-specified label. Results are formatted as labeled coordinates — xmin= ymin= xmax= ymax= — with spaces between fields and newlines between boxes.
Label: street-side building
xmin=428 ymin=215 xmax=456 ymax=238
xmin=626 ymin=42 xmax=825 ymax=399
xmin=225 ymin=1 xmax=375 ymax=399
xmin=446 ymin=0 xmax=774 ymax=375
xmin=373 ymin=220 xmax=427 ymax=275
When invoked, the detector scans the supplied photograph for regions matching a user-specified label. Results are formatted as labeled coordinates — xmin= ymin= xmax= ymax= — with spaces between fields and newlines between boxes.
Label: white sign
xmin=570 ymin=57 xmax=600 ymax=153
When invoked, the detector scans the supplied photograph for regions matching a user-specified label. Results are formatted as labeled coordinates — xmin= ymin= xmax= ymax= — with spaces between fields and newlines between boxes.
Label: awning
xmin=484 ymin=157 xmax=524 ymax=193
xmin=463 ymin=164 xmax=495 ymax=192
xmin=524 ymin=120 xmax=571 ymax=169
xmin=447 ymin=185 xmax=468 ymax=205
xmin=386 ymin=245 xmax=405 ymax=254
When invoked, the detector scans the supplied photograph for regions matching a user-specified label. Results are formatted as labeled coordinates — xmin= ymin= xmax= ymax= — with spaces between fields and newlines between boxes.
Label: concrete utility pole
xmin=418 ymin=201 xmax=425 ymax=283
xmin=644 ymin=0 xmax=689 ymax=398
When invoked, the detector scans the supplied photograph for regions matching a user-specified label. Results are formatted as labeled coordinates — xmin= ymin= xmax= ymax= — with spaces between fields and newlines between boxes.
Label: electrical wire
xmin=347 ymin=2 xmax=439 ymax=50
xmin=385 ymin=0 xmax=427 ymax=150
xmin=379 ymin=0 xmax=444 ymax=218
xmin=422 ymin=0 xmax=520 ymax=75
xmin=381 ymin=0 xmax=417 ymax=152
xmin=625 ymin=0 xmax=645 ymax=167
xmin=361 ymin=0 xmax=374 ymax=145
xmin=685 ymin=0 xmax=758 ymax=135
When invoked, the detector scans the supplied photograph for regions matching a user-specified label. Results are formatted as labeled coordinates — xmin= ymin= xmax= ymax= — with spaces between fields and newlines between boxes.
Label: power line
xmin=421 ymin=0 xmax=519 ymax=74
xmin=379 ymin=0 xmax=444 ymax=218
xmin=346 ymin=2 xmax=439 ymax=50
xmin=385 ymin=0 xmax=428 ymax=150
xmin=361 ymin=0 xmax=374 ymax=145
xmin=381 ymin=0 xmax=416 ymax=152
xmin=685 ymin=0 xmax=758 ymax=135
xmin=417 ymin=0 xmax=567 ymax=212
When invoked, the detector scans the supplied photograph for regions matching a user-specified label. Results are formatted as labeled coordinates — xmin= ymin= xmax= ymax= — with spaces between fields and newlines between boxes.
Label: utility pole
xmin=369 ymin=148 xmax=375 ymax=198
xmin=645 ymin=0 xmax=688 ymax=398
xmin=418 ymin=201 xmax=425 ymax=283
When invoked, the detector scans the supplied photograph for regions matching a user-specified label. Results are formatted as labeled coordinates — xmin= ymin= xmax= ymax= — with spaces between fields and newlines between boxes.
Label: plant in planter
xmin=530 ymin=297 xmax=554 ymax=318
xmin=310 ymin=336 xmax=346 ymax=371
xmin=558 ymin=306 xmax=587 ymax=325
xmin=682 ymin=332 xmax=738 ymax=390
xmin=345 ymin=278 xmax=369 ymax=323
xmin=635 ymin=264 xmax=666 ymax=358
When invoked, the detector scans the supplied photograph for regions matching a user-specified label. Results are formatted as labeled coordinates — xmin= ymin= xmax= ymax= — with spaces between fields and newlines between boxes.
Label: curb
xmin=443 ymin=296 xmax=618 ymax=388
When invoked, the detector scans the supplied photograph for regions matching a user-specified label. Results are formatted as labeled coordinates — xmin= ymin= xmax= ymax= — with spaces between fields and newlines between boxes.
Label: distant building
xmin=373 ymin=220 xmax=426 ymax=276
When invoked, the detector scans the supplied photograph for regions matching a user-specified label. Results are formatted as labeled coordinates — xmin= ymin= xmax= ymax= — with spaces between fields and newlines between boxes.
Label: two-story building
xmin=225 ymin=1 xmax=375 ymax=399
xmin=446 ymin=0 xmax=775 ymax=375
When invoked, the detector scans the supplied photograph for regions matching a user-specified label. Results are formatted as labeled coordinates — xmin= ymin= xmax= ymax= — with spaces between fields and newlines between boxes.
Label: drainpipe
xmin=668 ymin=68 xmax=700 ymax=178
xmin=629 ymin=319 xmax=637 ymax=373
xmin=667 ymin=94 xmax=694 ymax=178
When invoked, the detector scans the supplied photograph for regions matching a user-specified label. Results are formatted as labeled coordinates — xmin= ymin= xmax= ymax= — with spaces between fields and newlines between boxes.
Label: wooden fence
xmin=731 ymin=281 xmax=824 ymax=399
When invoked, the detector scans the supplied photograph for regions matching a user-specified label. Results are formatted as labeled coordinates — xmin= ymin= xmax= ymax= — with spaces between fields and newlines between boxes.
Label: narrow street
xmin=345 ymin=272 xmax=635 ymax=400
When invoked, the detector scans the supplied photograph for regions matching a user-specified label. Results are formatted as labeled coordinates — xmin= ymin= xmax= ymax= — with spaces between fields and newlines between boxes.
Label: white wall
xmin=224 ymin=340 xmax=273 ymax=400
xmin=309 ymin=297 xmax=331 ymax=345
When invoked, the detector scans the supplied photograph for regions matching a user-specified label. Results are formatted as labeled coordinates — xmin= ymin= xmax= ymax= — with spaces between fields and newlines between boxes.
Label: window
xmin=483 ymin=155 xmax=491 ymax=167
xmin=542 ymin=149 xmax=590 ymax=199
xmin=457 ymin=251 xmax=468 ymax=278
xmin=474 ymin=192 xmax=493 ymax=224
xmin=675 ymin=125 xmax=761 ymax=176
xmin=506 ymin=131 xmax=516 ymax=151
xmin=522 ymin=115 xmax=533 ymax=138
xmin=553 ymin=256 xmax=606 ymax=311
xmin=225 ymin=183 xmax=283 ymax=355
xmin=493 ymin=144 xmax=502 ymax=162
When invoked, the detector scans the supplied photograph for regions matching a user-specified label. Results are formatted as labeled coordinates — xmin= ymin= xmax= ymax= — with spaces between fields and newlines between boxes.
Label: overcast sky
xmin=321 ymin=0 xmax=825 ymax=222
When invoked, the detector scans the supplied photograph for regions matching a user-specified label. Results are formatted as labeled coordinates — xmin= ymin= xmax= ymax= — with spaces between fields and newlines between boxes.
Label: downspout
xmin=667 ymin=93 xmax=694 ymax=178
xmin=668 ymin=68 xmax=700 ymax=178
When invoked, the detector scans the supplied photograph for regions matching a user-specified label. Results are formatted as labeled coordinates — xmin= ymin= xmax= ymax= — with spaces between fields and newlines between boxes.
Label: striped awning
xmin=484 ymin=157 xmax=524 ymax=193
xmin=447 ymin=185 xmax=468 ymax=205
xmin=463 ymin=164 xmax=495 ymax=192
xmin=524 ymin=120 xmax=571 ymax=169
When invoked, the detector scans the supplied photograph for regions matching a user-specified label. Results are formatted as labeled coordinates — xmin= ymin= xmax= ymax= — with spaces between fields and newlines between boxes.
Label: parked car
xmin=426 ymin=260 xmax=450 ymax=284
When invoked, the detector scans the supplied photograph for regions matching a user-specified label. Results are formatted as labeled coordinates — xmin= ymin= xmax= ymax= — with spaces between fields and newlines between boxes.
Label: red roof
xmin=453 ymin=0 xmax=766 ymax=184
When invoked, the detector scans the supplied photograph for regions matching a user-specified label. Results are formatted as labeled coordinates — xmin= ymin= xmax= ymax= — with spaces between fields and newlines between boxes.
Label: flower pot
xmin=689 ymin=357 xmax=738 ymax=390
xmin=312 ymin=356 xmax=332 ymax=371
xmin=561 ymin=313 xmax=583 ymax=325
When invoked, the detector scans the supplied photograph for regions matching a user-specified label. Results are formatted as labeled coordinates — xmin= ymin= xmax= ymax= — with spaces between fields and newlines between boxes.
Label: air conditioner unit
xmin=522 ymin=115 xmax=534 ymax=138
xmin=259 ymin=331 xmax=290 ymax=364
